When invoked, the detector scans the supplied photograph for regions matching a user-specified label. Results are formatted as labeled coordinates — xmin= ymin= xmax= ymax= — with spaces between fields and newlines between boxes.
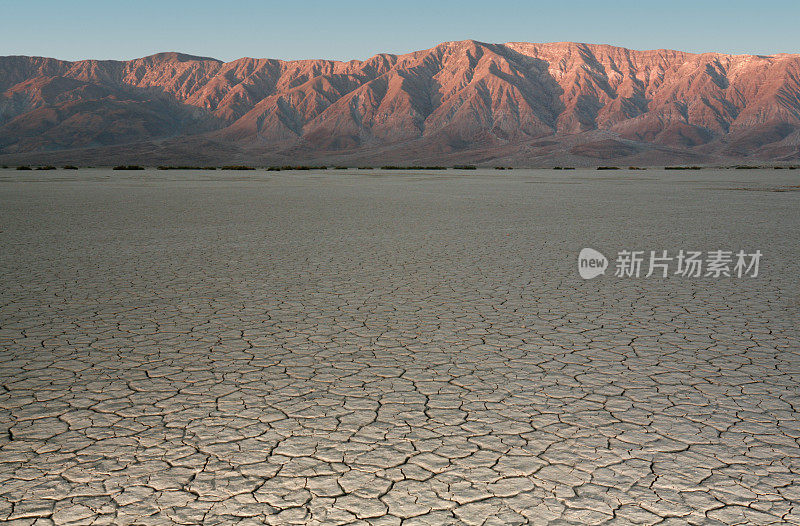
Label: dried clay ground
xmin=1 ymin=168 xmax=799 ymax=525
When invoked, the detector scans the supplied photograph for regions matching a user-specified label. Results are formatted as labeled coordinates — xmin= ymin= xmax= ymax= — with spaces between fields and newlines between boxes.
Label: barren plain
xmin=1 ymin=168 xmax=799 ymax=524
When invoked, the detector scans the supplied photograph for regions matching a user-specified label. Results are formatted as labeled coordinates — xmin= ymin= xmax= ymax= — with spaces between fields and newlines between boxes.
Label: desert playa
xmin=1 ymin=168 xmax=798 ymax=525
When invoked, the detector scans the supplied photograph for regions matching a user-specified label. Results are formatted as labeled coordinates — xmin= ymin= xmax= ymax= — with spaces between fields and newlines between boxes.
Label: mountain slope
xmin=2 ymin=41 xmax=800 ymax=164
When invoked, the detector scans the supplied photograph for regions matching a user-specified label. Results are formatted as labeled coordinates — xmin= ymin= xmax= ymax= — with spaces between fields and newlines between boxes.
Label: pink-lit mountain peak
xmin=1 ymin=40 xmax=799 ymax=164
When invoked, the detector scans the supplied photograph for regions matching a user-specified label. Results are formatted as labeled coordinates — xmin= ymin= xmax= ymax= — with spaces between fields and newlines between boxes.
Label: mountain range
xmin=2 ymin=40 xmax=800 ymax=166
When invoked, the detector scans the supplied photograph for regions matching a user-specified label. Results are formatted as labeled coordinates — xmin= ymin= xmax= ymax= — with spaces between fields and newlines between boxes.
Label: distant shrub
xmin=334 ymin=166 xmax=348 ymax=170
xmin=1 ymin=165 xmax=8 ymax=169
xmin=665 ymin=166 xmax=701 ymax=170
xmin=62 ymin=165 xmax=79 ymax=170
xmin=357 ymin=167 xmax=373 ymax=170
xmin=113 ymin=165 xmax=144 ymax=170
xmin=36 ymin=166 xmax=56 ymax=170
xmin=734 ymin=165 xmax=759 ymax=170
xmin=381 ymin=166 xmax=447 ymax=170
xmin=16 ymin=166 xmax=32 ymax=170
xmin=597 ymin=166 xmax=620 ymax=170
xmin=257 ymin=165 xmax=328 ymax=171
xmin=453 ymin=165 xmax=477 ymax=170
xmin=628 ymin=166 xmax=646 ymax=170
xmin=156 ymin=165 xmax=214 ymax=170
xmin=220 ymin=165 xmax=255 ymax=170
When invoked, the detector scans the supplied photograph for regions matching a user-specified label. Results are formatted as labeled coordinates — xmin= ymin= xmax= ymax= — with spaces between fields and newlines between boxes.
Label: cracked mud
xmin=1 ymin=169 xmax=799 ymax=525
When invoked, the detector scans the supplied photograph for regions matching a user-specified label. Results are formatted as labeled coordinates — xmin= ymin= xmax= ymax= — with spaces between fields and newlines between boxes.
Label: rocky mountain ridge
xmin=2 ymin=40 xmax=799 ymax=165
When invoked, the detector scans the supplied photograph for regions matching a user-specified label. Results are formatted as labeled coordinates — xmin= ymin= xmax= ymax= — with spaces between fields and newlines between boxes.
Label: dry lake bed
xmin=1 ymin=168 xmax=799 ymax=525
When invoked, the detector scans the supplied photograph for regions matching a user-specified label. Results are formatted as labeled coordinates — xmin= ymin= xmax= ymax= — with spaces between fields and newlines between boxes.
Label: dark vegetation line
xmin=381 ymin=166 xmax=447 ymax=170
xmin=157 ymin=166 xmax=218 ymax=170
xmin=2 ymin=164 xmax=798 ymax=171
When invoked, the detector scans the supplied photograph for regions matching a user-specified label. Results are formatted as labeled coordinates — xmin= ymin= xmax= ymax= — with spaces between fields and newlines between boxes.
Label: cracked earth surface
xmin=1 ymin=169 xmax=799 ymax=525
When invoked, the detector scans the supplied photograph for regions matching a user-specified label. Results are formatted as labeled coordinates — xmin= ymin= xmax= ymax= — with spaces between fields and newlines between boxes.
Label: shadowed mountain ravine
xmin=2 ymin=41 xmax=800 ymax=165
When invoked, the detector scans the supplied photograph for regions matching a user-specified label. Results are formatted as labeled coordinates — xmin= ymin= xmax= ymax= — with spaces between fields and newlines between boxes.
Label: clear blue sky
xmin=3 ymin=0 xmax=798 ymax=62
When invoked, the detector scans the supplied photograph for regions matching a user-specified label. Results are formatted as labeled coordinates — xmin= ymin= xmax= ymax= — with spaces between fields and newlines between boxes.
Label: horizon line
xmin=3 ymin=39 xmax=799 ymax=64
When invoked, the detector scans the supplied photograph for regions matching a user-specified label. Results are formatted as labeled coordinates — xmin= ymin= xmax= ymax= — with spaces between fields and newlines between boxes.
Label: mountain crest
xmin=2 ymin=41 xmax=800 ymax=164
